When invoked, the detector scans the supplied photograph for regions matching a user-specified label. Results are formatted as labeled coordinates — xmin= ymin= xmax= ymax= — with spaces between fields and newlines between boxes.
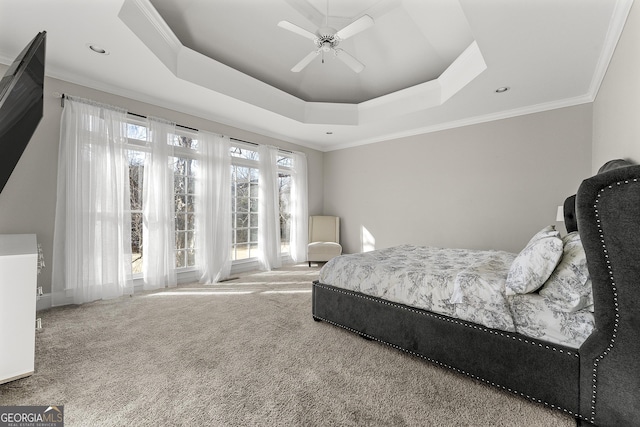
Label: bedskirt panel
xmin=312 ymin=282 xmax=582 ymax=417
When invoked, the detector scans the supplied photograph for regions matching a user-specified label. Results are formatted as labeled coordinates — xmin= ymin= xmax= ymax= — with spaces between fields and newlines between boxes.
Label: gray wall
xmin=320 ymin=1 xmax=640 ymax=257
xmin=593 ymin=0 xmax=640 ymax=169
xmin=323 ymin=105 xmax=593 ymax=255
xmin=0 ymin=74 xmax=324 ymax=294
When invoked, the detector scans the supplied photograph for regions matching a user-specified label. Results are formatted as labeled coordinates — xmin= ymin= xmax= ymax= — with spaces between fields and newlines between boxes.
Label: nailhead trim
xmin=313 ymin=308 xmax=587 ymax=420
xmin=313 ymin=282 xmax=592 ymax=421
xmin=587 ymin=178 xmax=637 ymax=423
xmin=313 ymin=282 xmax=578 ymax=357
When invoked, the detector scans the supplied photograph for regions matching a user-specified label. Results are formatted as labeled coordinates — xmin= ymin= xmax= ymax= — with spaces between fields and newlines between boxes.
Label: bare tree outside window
xmin=231 ymin=164 xmax=259 ymax=260
xmin=279 ymin=172 xmax=291 ymax=254
xmin=126 ymin=124 xmax=199 ymax=275
xmin=128 ymin=150 xmax=144 ymax=274
xmin=128 ymin=133 xmax=295 ymax=273
xmin=173 ymin=135 xmax=198 ymax=269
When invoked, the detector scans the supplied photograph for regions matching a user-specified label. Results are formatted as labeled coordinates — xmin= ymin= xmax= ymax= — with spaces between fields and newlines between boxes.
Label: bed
xmin=311 ymin=162 xmax=640 ymax=427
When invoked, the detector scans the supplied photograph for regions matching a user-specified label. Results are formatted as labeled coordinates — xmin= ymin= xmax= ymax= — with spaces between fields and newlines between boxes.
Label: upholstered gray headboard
xmin=563 ymin=159 xmax=634 ymax=234
xmin=597 ymin=158 xmax=634 ymax=174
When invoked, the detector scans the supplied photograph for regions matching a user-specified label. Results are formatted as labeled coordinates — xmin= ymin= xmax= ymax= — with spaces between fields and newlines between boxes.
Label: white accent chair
xmin=307 ymin=216 xmax=342 ymax=267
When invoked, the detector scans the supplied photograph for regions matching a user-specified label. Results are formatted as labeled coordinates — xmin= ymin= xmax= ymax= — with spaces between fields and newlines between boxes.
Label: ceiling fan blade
xmin=277 ymin=21 xmax=317 ymax=41
xmin=282 ymin=0 xmax=326 ymax=28
xmin=291 ymin=50 xmax=319 ymax=72
xmin=335 ymin=15 xmax=374 ymax=41
xmin=334 ymin=49 xmax=365 ymax=73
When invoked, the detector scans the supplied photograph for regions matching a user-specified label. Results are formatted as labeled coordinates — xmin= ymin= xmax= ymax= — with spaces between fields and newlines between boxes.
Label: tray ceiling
xmin=0 ymin=0 xmax=633 ymax=151
xmin=149 ymin=0 xmax=475 ymax=104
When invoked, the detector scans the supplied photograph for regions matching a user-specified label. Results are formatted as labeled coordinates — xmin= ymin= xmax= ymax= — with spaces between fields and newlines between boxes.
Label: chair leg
xmin=308 ymin=261 xmax=311 ymax=267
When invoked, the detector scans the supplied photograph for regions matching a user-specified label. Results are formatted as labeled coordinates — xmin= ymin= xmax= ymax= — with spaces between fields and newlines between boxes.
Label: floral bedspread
xmin=508 ymin=294 xmax=594 ymax=348
xmin=319 ymin=244 xmax=596 ymax=348
xmin=318 ymin=244 xmax=518 ymax=332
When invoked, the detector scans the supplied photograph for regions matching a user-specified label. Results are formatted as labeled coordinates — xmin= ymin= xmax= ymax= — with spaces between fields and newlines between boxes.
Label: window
xmin=229 ymin=142 xmax=293 ymax=261
xmin=125 ymin=121 xmax=200 ymax=274
xmin=126 ymin=123 xmax=147 ymax=275
xmin=230 ymin=144 xmax=259 ymax=261
xmin=127 ymin=129 xmax=296 ymax=272
xmin=277 ymin=154 xmax=293 ymax=255
xmin=172 ymin=134 xmax=199 ymax=270
xmin=128 ymin=149 xmax=145 ymax=274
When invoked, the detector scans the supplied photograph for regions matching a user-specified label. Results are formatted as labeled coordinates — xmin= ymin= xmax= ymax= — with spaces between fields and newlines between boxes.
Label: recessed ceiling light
xmin=88 ymin=44 xmax=109 ymax=55
xmin=495 ymin=86 xmax=510 ymax=93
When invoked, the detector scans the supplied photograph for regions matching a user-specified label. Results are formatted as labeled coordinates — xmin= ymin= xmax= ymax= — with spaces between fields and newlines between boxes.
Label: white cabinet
xmin=0 ymin=234 xmax=37 ymax=384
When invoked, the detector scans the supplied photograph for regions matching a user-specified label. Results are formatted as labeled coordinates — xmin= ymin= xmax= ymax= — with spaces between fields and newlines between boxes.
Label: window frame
xmin=276 ymin=155 xmax=293 ymax=257
xmin=124 ymin=117 xmax=201 ymax=277
xmin=229 ymin=141 xmax=294 ymax=264
xmin=172 ymin=139 xmax=199 ymax=272
xmin=230 ymin=141 xmax=260 ymax=263
xmin=125 ymin=127 xmax=297 ymax=275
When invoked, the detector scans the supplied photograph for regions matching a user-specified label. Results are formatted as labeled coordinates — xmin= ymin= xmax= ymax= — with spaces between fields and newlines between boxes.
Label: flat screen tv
xmin=0 ymin=31 xmax=46 ymax=194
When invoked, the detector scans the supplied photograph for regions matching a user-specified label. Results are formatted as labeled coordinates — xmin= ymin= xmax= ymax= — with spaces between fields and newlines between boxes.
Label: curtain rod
xmin=59 ymin=93 xmax=294 ymax=154
xmin=60 ymin=93 xmax=198 ymax=132
xmin=127 ymin=111 xmax=199 ymax=132
xmin=230 ymin=137 xmax=293 ymax=154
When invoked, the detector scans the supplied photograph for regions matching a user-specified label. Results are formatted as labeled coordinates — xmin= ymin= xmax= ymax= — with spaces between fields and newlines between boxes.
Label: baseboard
xmin=36 ymin=258 xmax=295 ymax=311
xmin=36 ymin=293 xmax=52 ymax=311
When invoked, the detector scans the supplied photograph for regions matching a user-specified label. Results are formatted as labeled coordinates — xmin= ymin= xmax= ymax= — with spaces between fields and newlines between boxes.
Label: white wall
xmin=593 ymin=0 xmax=640 ymax=169
xmin=0 ymin=73 xmax=324 ymax=295
xmin=323 ymin=105 xmax=593 ymax=255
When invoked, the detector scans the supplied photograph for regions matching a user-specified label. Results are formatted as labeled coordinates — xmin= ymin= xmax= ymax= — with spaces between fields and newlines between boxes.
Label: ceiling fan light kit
xmin=278 ymin=14 xmax=374 ymax=73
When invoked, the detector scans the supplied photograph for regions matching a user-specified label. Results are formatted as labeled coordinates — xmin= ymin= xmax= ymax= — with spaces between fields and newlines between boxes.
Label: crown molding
xmin=588 ymin=0 xmax=634 ymax=98
xmin=324 ymin=94 xmax=594 ymax=152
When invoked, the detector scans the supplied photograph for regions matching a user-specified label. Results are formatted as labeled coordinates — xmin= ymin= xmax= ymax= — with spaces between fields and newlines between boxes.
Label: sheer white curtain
xmin=258 ymin=145 xmax=281 ymax=270
xmin=52 ymin=96 xmax=133 ymax=306
xmin=197 ymin=132 xmax=232 ymax=283
xmin=142 ymin=117 xmax=177 ymax=290
xmin=289 ymin=152 xmax=308 ymax=263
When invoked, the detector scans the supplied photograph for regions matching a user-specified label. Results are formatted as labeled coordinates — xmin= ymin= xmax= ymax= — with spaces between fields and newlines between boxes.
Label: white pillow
xmin=539 ymin=232 xmax=593 ymax=312
xmin=505 ymin=225 xmax=563 ymax=295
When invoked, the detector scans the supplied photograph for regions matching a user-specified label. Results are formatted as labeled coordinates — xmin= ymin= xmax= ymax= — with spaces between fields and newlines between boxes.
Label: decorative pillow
xmin=539 ymin=232 xmax=593 ymax=312
xmin=505 ymin=225 xmax=563 ymax=295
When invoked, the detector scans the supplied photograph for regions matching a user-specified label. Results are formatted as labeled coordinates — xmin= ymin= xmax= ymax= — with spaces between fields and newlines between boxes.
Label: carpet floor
xmin=0 ymin=264 xmax=576 ymax=426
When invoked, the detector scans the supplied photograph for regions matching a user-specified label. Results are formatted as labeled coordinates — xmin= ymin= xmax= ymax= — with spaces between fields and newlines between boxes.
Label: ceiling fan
xmin=278 ymin=7 xmax=374 ymax=73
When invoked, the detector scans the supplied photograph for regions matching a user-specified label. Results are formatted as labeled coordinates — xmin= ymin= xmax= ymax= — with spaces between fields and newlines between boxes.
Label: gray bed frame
xmin=312 ymin=164 xmax=640 ymax=427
